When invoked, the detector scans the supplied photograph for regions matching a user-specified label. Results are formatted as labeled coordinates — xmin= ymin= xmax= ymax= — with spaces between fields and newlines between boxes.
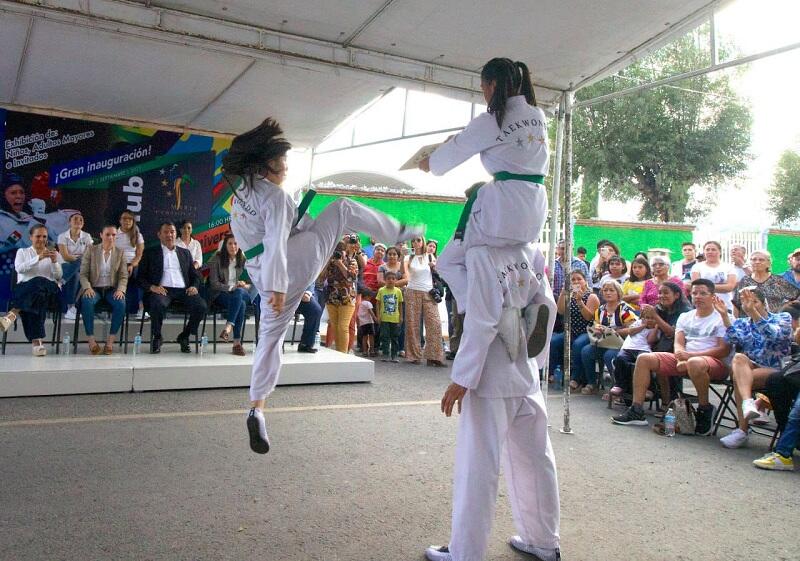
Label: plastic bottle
xmin=554 ymin=365 xmax=563 ymax=390
xmin=200 ymin=335 xmax=208 ymax=357
xmin=133 ymin=334 xmax=142 ymax=357
xmin=314 ymin=331 xmax=321 ymax=349
xmin=63 ymin=334 xmax=71 ymax=355
xmin=664 ymin=408 xmax=676 ymax=437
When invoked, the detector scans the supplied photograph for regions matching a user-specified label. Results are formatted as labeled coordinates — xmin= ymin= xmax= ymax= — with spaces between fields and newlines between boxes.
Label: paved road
xmin=1 ymin=361 xmax=797 ymax=561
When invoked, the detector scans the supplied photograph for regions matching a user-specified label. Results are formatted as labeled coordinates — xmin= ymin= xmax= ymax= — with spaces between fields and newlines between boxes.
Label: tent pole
xmin=560 ymin=90 xmax=575 ymax=435
xmin=306 ymin=146 xmax=316 ymax=195
xmin=542 ymin=92 xmax=567 ymax=405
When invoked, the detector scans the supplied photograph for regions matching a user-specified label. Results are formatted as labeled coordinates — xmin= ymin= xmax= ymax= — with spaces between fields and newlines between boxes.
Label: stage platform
xmin=0 ymin=346 xmax=373 ymax=398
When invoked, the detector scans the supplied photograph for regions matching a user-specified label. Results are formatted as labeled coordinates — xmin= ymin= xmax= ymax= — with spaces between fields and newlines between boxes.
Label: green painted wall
xmin=768 ymin=231 xmax=800 ymax=270
xmin=573 ymin=223 xmax=693 ymax=263
xmin=307 ymin=193 xmax=463 ymax=248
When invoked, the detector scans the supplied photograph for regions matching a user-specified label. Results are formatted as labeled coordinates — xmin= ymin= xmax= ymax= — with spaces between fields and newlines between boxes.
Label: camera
xmin=346 ymin=234 xmax=358 ymax=244
xmin=428 ymin=288 xmax=443 ymax=303
xmin=332 ymin=250 xmax=343 ymax=260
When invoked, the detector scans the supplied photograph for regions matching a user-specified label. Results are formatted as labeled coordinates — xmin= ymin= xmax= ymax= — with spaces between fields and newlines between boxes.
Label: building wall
xmin=767 ymin=229 xmax=800 ymax=271
xmin=574 ymin=220 xmax=694 ymax=263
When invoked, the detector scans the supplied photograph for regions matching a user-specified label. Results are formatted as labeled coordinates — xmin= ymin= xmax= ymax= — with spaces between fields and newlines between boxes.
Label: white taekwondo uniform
xmin=230 ymin=177 xmax=416 ymax=402
xmin=446 ymin=243 xmax=560 ymax=561
xmin=430 ymin=95 xmax=556 ymax=371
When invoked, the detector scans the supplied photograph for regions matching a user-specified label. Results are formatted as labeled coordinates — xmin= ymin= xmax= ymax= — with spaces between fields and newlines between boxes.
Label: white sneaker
xmin=246 ymin=408 xmax=270 ymax=454
xmin=741 ymin=398 xmax=760 ymax=422
xmin=424 ymin=545 xmax=452 ymax=561
xmin=32 ymin=345 xmax=47 ymax=357
xmin=720 ymin=428 xmax=749 ymax=449
xmin=0 ymin=312 xmax=16 ymax=332
xmin=751 ymin=410 xmax=771 ymax=426
xmin=509 ymin=536 xmax=560 ymax=561
xmin=63 ymin=306 xmax=77 ymax=321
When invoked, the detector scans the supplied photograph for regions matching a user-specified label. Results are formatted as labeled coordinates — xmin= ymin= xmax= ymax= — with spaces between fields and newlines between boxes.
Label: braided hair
xmin=480 ymin=58 xmax=537 ymax=129
xmin=222 ymin=117 xmax=292 ymax=199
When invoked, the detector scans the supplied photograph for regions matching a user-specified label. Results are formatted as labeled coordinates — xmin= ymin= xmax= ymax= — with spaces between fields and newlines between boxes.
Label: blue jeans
xmin=580 ymin=344 xmax=620 ymax=387
xmin=550 ymin=332 xmax=591 ymax=382
xmin=214 ymin=288 xmax=251 ymax=340
xmin=296 ymin=296 xmax=322 ymax=347
xmin=80 ymin=288 xmax=126 ymax=336
xmin=776 ymin=392 xmax=800 ymax=458
xmin=60 ymin=259 xmax=82 ymax=308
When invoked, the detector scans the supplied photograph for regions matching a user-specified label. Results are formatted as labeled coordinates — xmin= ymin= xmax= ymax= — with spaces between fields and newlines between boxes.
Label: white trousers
xmin=247 ymin=198 xmax=406 ymax=402
xmin=450 ymin=391 xmax=560 ymax=561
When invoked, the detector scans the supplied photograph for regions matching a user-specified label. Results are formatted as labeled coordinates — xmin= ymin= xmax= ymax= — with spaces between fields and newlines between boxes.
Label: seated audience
xmin=208 ymin=234 xmax=253 ymax=356
xmin=671 ymin=242 xmax=697 ymax=287
xmin=732 ymin=249 xmax=800 ymax=316
xmin=78 ymin=225 xmax=128 ymax=355
xmin=612 ymin=279 xmax=731 ymax=435
xmin=730 ymin=244 xmax=752 ymax=282
xmin=780 ymin=248 xmax=800 ymax=289
xmin=640 ymin=255 xmax=683 ymax=306
xmin=552 ymin=239 xmax=590 ymax=301
xmin=590 ymin=240 xmax=621 ymax=291
xmin=718 ymin=288 xmax=794 ymax=448
xmin=57 ymin=212 xmax=93 ymax=320
xmin=611 ymin=282 xmax=692 ymax=401
xmin=295 ymin=282 xmax=322 ymax=354
xmin=116 ymin=210 xmax=145 ymax=315
xmin=579 ymin=280 xmax=638 ymax=395
xmin=550 ymin=270 xmax=601 ymax=390
xmin=176 ymin=219 xmax=203 ymax=269
xmin=137 ymin=222 xmax=207 ymax=354
xmin=0 ymin=224 xmax=63 ymax=355
xmin=754 ymin=390 xmax=800 ymax=471
xmin=691 ymin=241 xmax=737 ymax=312
xmin=621 ymin=257 xmax=651 ymax=310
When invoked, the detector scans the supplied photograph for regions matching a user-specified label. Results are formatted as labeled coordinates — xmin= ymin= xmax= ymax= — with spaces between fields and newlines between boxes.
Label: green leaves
xmin=768 ymin=150 xmax=800 ymax=225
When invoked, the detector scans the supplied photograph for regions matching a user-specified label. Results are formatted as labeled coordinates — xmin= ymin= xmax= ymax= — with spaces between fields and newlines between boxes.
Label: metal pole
xmin=306 ymin=146 xmax=316 ymax=197
xmin=561 ymin=90 xmax=575 ymax=435
xmin=542 ymin=93 xmax=566 ymax=407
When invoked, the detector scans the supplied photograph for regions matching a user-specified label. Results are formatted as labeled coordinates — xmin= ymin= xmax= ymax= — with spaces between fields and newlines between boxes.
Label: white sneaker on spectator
xmin=63 ymin=306 xmax=77 ymax=321
xmin=32 ymin=345 xmax=47 ymax=357
xmin=509 ymin=536 xmax=560 ymax=561
xmin=424 ymin=545 xmax=452 ymax=561
xmin=720 ymin=428 xmax=748 ymax=449
xmin=741 ymin=398 xmax=760 ymax=422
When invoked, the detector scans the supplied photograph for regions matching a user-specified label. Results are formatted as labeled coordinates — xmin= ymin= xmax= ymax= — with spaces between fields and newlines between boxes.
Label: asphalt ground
xmin=1 ymin=360 xmax=797 ymax=561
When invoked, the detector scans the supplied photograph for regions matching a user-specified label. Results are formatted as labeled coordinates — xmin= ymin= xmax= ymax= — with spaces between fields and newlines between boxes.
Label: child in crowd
xmin=376 ymin=271 xmax=403 ymax=363
xmin=357 ymin=288 xmax=378 ymax=357
xmin=576 ymin=246 xmax=588 ymax=264
xmin=621 ymin=257 xmax=652 ymax=310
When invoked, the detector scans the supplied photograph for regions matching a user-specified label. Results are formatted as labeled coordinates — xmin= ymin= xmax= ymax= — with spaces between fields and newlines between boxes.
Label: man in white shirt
xmin=612 ymin=279 xmax=731 ymax=435
xmin=137 ymin=222 xmax=206 ymax=353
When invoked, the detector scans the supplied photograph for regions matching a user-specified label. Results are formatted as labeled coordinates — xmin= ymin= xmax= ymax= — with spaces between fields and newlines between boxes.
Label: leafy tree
xmin=572 ymin=32 xmax=752 ymax=222
xmin=768 ymin=149 xmax=800 ymax=225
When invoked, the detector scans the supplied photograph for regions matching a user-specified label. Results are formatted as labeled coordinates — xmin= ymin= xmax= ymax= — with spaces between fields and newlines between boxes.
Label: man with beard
xmin=781 ymin=249 xmax=800 ymax=290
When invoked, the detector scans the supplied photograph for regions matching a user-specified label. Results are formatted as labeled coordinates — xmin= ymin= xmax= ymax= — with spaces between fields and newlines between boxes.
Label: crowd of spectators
xmin=550 ymin=239 xmax=800 ymax=472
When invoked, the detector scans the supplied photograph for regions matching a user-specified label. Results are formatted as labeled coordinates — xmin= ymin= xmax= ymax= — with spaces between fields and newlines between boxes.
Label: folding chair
xmin=1 ymin=270 xmax=63 ymax=355
xmin=72 ymin=294 xmax=131 ymax=354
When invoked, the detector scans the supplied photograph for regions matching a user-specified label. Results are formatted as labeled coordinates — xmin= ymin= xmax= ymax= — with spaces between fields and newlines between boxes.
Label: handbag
xmin=669 ymin=397 xmax=696 ymax=434
xmin=586 ymin=324 xmax=624 ymax=349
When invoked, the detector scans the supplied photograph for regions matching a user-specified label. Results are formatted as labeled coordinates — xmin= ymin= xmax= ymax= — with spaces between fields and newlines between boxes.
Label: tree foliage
xmin=768 ymin=149 xmax=800 ymax=225
xmin=572 ymin=33 xmax=752 ymax=222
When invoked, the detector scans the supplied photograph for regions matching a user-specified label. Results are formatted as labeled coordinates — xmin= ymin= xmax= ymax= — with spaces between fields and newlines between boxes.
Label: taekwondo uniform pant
xmin=450 ymin=389 xmax=560 ymax=561
xmin=247 ymin=198 xmax=406 ymax=402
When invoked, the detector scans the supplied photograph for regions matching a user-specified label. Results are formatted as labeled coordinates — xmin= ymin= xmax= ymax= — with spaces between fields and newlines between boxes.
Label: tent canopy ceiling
xmin=0 ymin=0 xmax=724 ymax=146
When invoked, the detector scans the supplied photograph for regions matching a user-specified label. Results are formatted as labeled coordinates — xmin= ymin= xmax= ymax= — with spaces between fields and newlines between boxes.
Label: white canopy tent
xmin=1 ymin=0 xmax=728 ymax=146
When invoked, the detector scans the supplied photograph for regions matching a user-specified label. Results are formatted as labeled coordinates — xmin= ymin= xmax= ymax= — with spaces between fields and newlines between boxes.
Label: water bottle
xmin=62 ymin=334 xmax=71 ymax=355
xmin=133 ymin=334 xmax=142 ymax=357
xmin=200 ymin=335 xmax=208 ymax=357
xmin=554 ymin=365 xmax=563 ymax=390
xmin=664 ymin=408 xmax=676 ymax=437
xmin=314 ymin=331 xmax=321 ymax=349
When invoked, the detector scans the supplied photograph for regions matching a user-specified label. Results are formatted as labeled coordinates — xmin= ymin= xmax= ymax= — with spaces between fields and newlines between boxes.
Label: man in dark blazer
xmin=137 ymin=222 xmax=207 ymax=353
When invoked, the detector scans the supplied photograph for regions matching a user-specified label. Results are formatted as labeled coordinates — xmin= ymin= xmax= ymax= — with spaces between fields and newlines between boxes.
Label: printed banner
xmin=1 ymin=109 xmax=234 ymax=309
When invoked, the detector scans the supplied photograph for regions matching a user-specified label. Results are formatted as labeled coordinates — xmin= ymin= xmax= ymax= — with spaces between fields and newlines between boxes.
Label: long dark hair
xmin=118 ymin=210 xmax=140 ymax=247
xmin=222 ymin=118 xmax=292 ymax=199
xmin=218 ymin=233 xmax=245 ymax=269
xmin=629 ymin=257 xmax=652 ymax=282
xmin=481 ymin=58 xmax=536 ymax=128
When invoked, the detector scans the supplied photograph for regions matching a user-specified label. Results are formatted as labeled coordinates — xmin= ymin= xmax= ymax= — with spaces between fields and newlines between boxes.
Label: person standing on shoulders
xmin=670 ymin=242 xmax=697 ymax=287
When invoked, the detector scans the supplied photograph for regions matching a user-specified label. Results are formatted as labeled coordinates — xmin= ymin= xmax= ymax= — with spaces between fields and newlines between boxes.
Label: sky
xmin=284 ymin=0 xmax=800 ymax=232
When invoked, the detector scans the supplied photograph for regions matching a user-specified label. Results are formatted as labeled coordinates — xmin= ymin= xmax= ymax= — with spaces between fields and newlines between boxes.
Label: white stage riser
xmin=0 ymin=347 xmax=372 ymax=398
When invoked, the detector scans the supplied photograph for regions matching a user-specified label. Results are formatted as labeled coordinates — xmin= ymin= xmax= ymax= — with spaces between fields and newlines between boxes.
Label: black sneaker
xmin=694 ymin=404 xmax=716 ymax=436
xmin=611 ymin=406 xmax=647 ymax=426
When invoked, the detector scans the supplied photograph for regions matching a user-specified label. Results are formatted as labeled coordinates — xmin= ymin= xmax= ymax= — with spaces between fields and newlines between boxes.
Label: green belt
xmin=492 ymin=172 xmax=545 ymax=183
xmin=453 ymin=173 xmax=544 ymax=240
xmin=243 ymin=189 xmax=316 ymax=260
